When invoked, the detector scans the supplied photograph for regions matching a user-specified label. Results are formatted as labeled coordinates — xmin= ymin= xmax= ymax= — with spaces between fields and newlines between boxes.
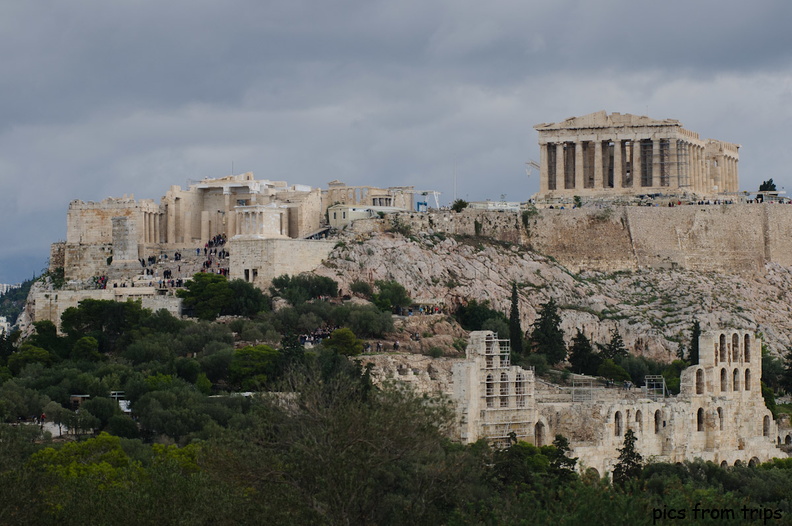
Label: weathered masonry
xmin=453 ymin=330 xmax=780 ymax=476
xmin=534 ymin=111 xmax=739 ymax=199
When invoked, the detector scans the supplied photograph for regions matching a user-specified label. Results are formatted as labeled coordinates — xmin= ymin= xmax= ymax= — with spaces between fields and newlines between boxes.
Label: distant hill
xmin=0 ymin=278 xmax=35 ymax=326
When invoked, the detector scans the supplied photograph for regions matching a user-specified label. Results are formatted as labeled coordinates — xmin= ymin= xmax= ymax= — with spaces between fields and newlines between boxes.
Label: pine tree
xmin=689 ymin=319 xmax=701 ymax=365
xmin=530 ymin=298 xmax=566 ymax=365
xmin=598 ymin=328 xmax=628 ymax=361
xmin=568 ymin=329 xmax=601 ymax=375
xmin=612 ymin=429 xmax=643 ymax=487
xmin=509 ymin=282 xmax=524 ymax=356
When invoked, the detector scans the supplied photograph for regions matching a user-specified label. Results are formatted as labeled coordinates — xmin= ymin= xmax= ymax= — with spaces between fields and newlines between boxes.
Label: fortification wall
xmin=399 ymin=204 xmax=792 ymax=274
xmin=229 ymin=238 xmax=335 ymax=288
xmin=30 ymin=289 xmax=182 ymax=331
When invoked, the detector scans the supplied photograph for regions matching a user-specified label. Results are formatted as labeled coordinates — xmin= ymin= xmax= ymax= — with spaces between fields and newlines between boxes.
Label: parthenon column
xmin=574 ymin=141 xmax=584 ymax=190
xmin=652 ymin=139 xmax=660 ymax=188
xmin=154 ymin=214 xmax=160 ymax=244
xmin=633 ymin=138 xmax=642 ymax=189
xmin=669 ymin=139 xmax=678 ymax=188
xmin=613 ymin=140 xmax=622 ymax=189
xmin=557 ymin=143 xmax=566 ymax=189
xmin=594 ymin=141 xmax=603 ymax=189
xmin=539 ymin=143 xmax=549 ymax=193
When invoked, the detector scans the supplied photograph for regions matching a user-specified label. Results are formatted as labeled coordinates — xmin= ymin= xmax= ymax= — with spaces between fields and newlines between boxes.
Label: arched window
xmin=763 ymin=415 xmax=770 ymax=437
xmin=486 ymin=375 xmax=494 ymax=408
xmin=745 ymin=369 xmax=751 ymax=391
xmin=696 ymin=369 xmax=704 ymax=394
xmin=500 ymin=372 xmax=509 ymax=407
xmin=732 ymin=334 xmax=740 ymax=362
xmin=785 ymin=435 xmax=791 ymax=445
xmin=749 ymin=457 xmax=760 ymax=467
xmin=720 ymin=460 xmax=728 ymax=468
xmin=744 ymin=334 xmax=751 ymax=362
xmin=734 ymin=460 xmax=743 ymax=467
xmin=535 ymin=422 xmax=545 ymax=447
xmin=721 ymin=368 xmax=728 ymax=392
xmin=717 ymin=407 xmax=724 ymax=431
xmin=635 ymin=410 xmax=643 ymax=432
xmin=654 ymin=410 xmax=662 ymax=434
xmin=515 ymin=374 xmax=525 ymax=408
xmin=719 ymin=334 xmax=727 ymax=362
xmin=733 ymin=369 xmax=740 ymax=391
xmin=614 ymin=411 xmax=623 ymax=436
xmin=697 ymin=408 xmax=704 ymax=432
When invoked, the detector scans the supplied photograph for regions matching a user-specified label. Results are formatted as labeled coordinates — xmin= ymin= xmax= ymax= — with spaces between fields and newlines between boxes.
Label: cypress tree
xmin=530 ymin=298 xmax=566 ymax=365
xmin=689 ymin=319 xmax=701 ymax=365
xmin=509 ymin=282 xmax=524 ymax=356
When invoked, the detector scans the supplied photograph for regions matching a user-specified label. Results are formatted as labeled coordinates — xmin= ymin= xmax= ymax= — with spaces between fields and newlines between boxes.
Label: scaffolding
xmin=572 ymin=377 xmax=596 ymax=402
xmin=645 ymin=375 xmax=668 ymax=401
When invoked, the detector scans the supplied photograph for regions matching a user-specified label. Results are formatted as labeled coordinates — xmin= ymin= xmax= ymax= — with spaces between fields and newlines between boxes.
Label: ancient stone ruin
xmin=453 ymin=330 xmax=780 ymax=476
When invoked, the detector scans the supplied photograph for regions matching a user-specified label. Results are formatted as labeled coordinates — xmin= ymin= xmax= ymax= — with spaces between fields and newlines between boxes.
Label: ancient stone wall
xmin=29 ymin=289 xmax=182 ymax=332
xmin=398 ymin=204 xmax=792 ymax=274
xmin=452 ymin=331 xmax=780 ymax=476
xmin=229 ymin=238 xmax=335 ymax=288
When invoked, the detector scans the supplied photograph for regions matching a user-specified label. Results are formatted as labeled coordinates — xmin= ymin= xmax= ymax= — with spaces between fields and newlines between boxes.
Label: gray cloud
xmin=2 ymin=0 xmax=791 ymax=282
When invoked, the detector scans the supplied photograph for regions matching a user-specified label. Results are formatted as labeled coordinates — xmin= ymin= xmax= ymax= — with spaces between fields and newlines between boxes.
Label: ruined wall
xmin=63 ymin=244 xmax=113 ymax=280
xmin=229 ymin=238 xmax=335 ymax=288
xmin=399 ymin=204 xmax=792 ymax=274
xmin=30 ymin=289 xmax=182 ymax=331
xmin=452 ymin=331 xmax=780 ymax=476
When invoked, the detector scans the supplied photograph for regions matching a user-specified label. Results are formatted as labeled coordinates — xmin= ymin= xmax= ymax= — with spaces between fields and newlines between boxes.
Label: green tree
xmin=450 ymin=199 xmax=469 ymax=212
xmin=456 ymin=300 xmax=507 ymax=332
xmin=323 ymin=328 xmax=364 ymax=356
xmin=71 ymin=336 xmax=102 ymax=362
xmin=229 ymin=345 xmax=281 ymax=390
xmin=177 ymin=274 xmax=235 ymax=320
xmin=270 ymin=274 xmax=338 ymax=305
xmin=27 ymin=320 xmax=69 ymax=358
xmin=372 ymin=280 xmax=411 ymax=312
xmin=529 ymin=299 xmax=566 ymax=365
xmin=777 ymin=347 xmax=792 ymax=396
xmin=227 ymin=279 xmax=268 ymax=316
xmin=509 ymin=283 xmax=524 ymax=356
xmin=549 ymin=434 xmax=578 ymax=481
xmin=689 ymin=319 xmax=701 ymax=365
xmin=760 ymin=178 xmax=777 ymax=192
xmin=61 ymin=298 xmax=148 ymax=352
xmin=7 ymin=344 xmax=54 ymax=375
xmin=612 ymin=429 xmax=642 ymax=487
xmin=597 ymin=359 xmax=631 ymax=382
xmin=568 ymin=329 xmax=601 ymax=375
xmin=597 ymin=328 xmax=628 ymax=361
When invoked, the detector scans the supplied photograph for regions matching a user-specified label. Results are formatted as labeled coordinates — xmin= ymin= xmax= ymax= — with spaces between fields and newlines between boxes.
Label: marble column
xmin=613 ymin=140 xmax=623 ymax=190
xmin=557 ymin=143 xmax=566 ymax=190
xmin=633 ymin=138 xmax=642 ymax=189
xmin=574 ymin=141 xmax=584 ymax=190
xmin=539 ymin=143 xmax=549 ymax=193
xmin=594 ymin=141 xmax=603 ymax=189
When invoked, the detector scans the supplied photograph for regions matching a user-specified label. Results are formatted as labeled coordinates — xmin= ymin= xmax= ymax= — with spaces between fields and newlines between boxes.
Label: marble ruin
xmin=453 ymin=330 xmax=780 ymax=475
xmin=534 ymin=111 xmax=739 ymax=200
xmin=52 ymin=174 xmax=414 ymax=282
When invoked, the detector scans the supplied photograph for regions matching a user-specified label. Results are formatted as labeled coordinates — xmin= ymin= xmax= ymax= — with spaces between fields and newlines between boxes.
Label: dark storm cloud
xmin=2 ymin=0 xmax=792 ymax=282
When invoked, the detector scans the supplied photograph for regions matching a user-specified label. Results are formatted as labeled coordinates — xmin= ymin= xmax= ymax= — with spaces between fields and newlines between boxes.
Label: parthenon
xmin=534 ymin=111 xmax=739 ymax=199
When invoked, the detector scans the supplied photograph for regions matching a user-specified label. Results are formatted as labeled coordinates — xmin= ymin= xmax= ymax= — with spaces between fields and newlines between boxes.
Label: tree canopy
xmin=529 ymin=298 xmax=566 ymax=365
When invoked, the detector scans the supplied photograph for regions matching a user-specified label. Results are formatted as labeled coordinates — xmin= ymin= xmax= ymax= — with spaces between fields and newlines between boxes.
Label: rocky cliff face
xmin=316 ymin=230 xmax=792 ymax=359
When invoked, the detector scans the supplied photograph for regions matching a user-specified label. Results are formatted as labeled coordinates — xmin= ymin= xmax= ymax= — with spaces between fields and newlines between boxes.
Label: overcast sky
xmin=3 ymin=0 xmax=792 ymax=283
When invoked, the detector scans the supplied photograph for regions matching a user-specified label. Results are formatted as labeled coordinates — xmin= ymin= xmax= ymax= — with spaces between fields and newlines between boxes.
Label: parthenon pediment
xmin=535 ymin=110 xmax=681 ymax=131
